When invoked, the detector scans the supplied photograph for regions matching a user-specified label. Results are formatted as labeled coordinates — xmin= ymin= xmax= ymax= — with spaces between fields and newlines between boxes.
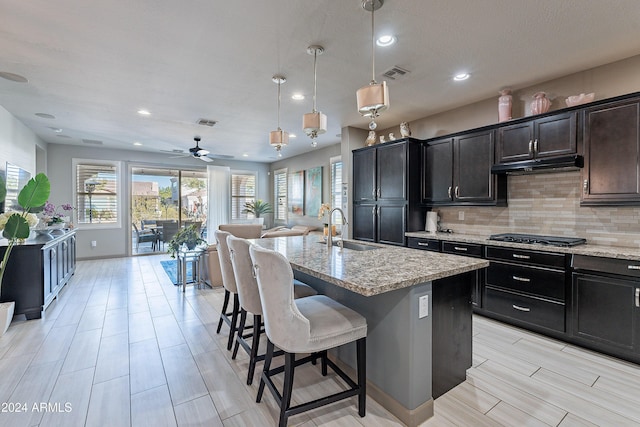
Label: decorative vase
xmin=531 ymin=92 xmax=551 ymax=115
xmin=0 ymin=301 xmax=15 ymax=336
xmin=379 ymin=135 xmax=386 ymax=144
xmin=388 ymin=132 xmax=395 ymax=141
xmin=498 ymin=89 xmax=512 ymax=122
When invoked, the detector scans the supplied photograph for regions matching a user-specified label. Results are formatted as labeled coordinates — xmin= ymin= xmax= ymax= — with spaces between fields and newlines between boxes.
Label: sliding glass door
xmin=131 ymin=167 xmax=208 ymax=255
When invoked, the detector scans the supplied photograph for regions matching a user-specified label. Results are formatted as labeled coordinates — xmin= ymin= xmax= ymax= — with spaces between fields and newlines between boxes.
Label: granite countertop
xmin=406 ymin=231 xmax=640 ymax=261
xmin=252 ymin=235 xmax=488 ymax=297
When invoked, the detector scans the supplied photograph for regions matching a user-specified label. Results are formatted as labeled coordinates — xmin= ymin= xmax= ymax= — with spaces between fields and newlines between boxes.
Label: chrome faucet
xmin=327 ymin=207 xmax=347 ymax=249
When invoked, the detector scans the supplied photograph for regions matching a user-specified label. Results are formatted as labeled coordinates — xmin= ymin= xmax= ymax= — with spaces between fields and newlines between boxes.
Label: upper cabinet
xmin=423 ymin=129 xmax=506 ymax=206
xmin=581 ymin=96 xmax=640 ymax=205
xmin=497 ymin=112 xmax=577 ymax=163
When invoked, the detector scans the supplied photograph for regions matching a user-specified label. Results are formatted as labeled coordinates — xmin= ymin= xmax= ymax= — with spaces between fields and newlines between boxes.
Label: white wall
xmin=0 ymin=105 xmax=45 ymax=177
xmin=47 ymin=143 xmax=269 ymax=259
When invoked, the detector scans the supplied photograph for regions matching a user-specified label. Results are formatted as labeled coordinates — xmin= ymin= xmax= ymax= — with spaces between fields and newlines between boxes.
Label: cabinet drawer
xmin=484 ymin=287 xmax=565 ymax=332
xmin=486 ymin=262 xmax=565 ymax=301
xmin=486 ymin=246 xmax=566 ymax=268
xmin=442 ymin=241 xmax=483 ymax=258
xmin=407 ymin=237 xmax=440 ymax=252
xmin=572 ymin=255 xmax=640 ymax=279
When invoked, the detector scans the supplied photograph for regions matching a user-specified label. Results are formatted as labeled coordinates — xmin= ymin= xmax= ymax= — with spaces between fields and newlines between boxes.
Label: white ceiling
xmin=1 ymin=0 xmax=640 ymax=163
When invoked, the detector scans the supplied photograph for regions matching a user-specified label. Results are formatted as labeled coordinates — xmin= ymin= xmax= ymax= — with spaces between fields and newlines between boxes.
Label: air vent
xmin=82 ymin=139 xmax=103 ymax=145
xmin=382 ymin=66 xmax=410 ymax=80
xmin=196 ymin=118 xmax=217 ymax=127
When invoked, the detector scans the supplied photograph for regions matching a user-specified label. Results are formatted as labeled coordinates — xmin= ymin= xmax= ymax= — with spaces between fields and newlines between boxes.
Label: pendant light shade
xmin=302 ymin=45 xmax=327 ymax=148
xmin=269 ymin=75 xmax=288 ymax=156
xmin=356 ymin=0 xmax=389 ymax=130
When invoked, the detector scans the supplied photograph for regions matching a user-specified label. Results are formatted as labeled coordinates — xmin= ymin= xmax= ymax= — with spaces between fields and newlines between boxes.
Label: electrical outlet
xmin=458 ymin=211 xmax=465 ymax=221
xmin=91 ymin=240 xmax=97 ymax=248
xmin=419 ymin=295 xmax=429 ymax=319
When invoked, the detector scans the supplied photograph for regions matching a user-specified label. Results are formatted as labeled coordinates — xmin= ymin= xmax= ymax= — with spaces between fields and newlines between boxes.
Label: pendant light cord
xmin=277 ymin=80 xmax=281 ymax=131
xmin=313 ymin=50 xmax=318 ymax=113
xmin=370 ymin=2 xmax=376 ymax=85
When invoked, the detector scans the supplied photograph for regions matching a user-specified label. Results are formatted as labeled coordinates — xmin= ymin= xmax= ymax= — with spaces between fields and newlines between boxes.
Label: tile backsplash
xmin=437 ymin=171 xmax=640 ymax=248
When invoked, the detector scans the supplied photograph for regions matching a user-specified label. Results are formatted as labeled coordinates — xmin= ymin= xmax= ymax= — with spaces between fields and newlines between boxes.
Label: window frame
xmin=330 ymin=156 xmax=343 ymax=224
xmin=230 ymin=170 xmax=257 ymax=222
xmin=273 ymin=167 xmax=288 ymax=223
xmin=73 ymin=158 xmax=123 ymax=230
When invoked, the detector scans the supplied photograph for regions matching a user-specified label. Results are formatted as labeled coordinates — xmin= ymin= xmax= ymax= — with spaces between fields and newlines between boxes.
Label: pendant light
xmin=269 ymin=75 xmax=289 ymax=157
xmin=302 ymin=45 xmax=327 ymax=148
xmin=356 ymin=0 xmax=389 ymax=130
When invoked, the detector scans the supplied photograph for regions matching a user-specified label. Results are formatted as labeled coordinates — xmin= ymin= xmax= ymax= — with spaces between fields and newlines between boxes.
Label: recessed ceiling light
xmin=133 ymin=142 xmax=142 ymax=146
xmin=289 ymin=133 xmax=297 ymax=138
xmin=453 ymin=72 xmax=470 ymax=81
xmin=376 ymin=35 xmax=396 ymax=47
xmin=242 ymin=153 xmax=249 ymax=157
xmin=0 ymin=71 xmax=28 ymax=83
xmin=35 ymin=113 xmax=55 ymax=119
xmin=291 ymin=93 xmax=305 ymax=100
xmin=137 ymin=109 xmax=151 ymax=116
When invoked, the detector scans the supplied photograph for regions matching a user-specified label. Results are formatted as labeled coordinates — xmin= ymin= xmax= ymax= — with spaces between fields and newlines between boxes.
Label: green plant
xmin=242 ymin=199 xmax=273 ymax=218
xmin=0 ymin=173 xmax=51 ymax=293
xmin=166 ymin=224 xmax=206 ymax=258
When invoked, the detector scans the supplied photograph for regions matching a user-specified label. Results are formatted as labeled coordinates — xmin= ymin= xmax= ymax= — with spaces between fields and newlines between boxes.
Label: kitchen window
xmin=74 ymin=159 xmax=121 ymax=227
xmin=273 ymin=168 xmax=287 ymax=222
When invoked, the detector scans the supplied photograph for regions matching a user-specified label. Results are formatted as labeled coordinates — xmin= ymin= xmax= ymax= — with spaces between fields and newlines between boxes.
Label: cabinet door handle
xmin=377 ymin=188 xmax=381 ymax=198
xmin=417 ymin=242 xmax=430 ymax=247
xmin=455 ymin=186 xmax=459 ymax=198
xmin=453 ymin=246 xmax=468 ymax=251
xmin=512 ymin=304 xmax=531 ymax=312
xmin=583 ymin=179 xmax=589 ymax=194
xmin=533 ymin=139 xmax=539 ymax=154
xmin=51 ymin=249 xmax=57 ymax=259
xmin=628 ymin=265 xmax=640 ymax=270
xmin=512 ymin=254 xmax=530 ymax=259
xmin=528 ymin=140 xmax=533 ymax=156
xmin=512 ymin=275 xmax=531 ymax=283
xmin=447 ymin=186 xmax=452 ymax=199
xmin=636 ymin=288 xmax=640 ymax=308
xmin=371 ymin=189 xmax=376 ymax=199
xmin=371 ymin=206 xmax=376 ymax=216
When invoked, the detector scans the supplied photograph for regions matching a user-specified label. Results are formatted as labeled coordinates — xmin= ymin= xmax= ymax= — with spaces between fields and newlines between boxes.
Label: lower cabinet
xmin=571 ymin=255 xmax=640 ymax=360
xmin=442 ymin=242 xmax=484 ymax=308
xmin=352 ymin=203 xmax=407 ymax=246
xmin=0 ymin=230 xmax=76 ymax=320
xmin=481 ymin=246 xmax=568 ymax=333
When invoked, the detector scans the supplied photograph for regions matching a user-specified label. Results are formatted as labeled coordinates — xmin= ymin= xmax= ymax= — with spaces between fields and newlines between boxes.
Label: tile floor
xmin=0 ymin=254 xmax=638 ymax=426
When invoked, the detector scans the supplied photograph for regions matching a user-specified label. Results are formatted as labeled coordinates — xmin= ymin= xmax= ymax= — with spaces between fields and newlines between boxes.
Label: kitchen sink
xmin=319 ymin=240 xmax=380 ymax=251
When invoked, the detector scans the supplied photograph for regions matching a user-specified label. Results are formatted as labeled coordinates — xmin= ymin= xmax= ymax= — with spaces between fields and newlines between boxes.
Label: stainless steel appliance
xmin=489 ymin=233 xmax=586 ymax=247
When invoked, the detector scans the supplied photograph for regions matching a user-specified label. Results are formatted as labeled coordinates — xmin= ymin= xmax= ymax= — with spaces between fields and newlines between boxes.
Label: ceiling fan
xmin=165 ymin=136 xmax=214 ymax=162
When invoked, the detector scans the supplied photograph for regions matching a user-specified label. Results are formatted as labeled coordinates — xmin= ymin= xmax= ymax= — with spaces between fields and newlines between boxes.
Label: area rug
xmin=160 ymin=260 xmax=194 ymax=285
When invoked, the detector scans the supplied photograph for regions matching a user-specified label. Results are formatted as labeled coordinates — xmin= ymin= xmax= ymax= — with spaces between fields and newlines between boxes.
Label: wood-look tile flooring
xmin=0 ymin=254 xmax=638 ymax=426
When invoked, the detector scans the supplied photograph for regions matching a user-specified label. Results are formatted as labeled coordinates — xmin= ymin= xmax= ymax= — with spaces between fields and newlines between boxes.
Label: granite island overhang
xmin=252 ymin=235 xmax=488 ymax=426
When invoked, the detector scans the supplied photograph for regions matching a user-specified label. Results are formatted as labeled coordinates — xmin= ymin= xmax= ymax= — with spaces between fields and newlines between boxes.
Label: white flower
xmin=0 ymin=212 xmax=39 ymax=231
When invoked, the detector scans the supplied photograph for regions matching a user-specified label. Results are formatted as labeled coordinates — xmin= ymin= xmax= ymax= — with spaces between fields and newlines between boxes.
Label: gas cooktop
xmin=489 ymin=233 xmax=586 ymax=247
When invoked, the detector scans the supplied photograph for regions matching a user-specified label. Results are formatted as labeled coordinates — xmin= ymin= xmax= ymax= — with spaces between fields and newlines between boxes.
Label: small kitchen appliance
xmin=425 ymin=211 xmax=438 ymax=233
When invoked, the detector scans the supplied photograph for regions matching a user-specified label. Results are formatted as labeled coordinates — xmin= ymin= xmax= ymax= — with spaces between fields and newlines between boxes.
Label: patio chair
xmin=133 ymin=223 xmax=157 ymax=251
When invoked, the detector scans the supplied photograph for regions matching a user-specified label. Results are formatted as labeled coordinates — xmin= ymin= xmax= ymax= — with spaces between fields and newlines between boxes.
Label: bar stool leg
xmin=257 ymin=339 xmax=274 ymax=403
xmin=217 ymin=290 xmax=230 ymax=333
xmin=357 ymin=337 xmax=367 ymax=417
xmin=232 ymin=309 xmax=247 ymax=359
xmin=227 ymin=294 xmax=240 ymax=351
xmin=279 ymin=352 xmax=295 ymax=427
xmin=247 ymin=314 xmax=261 ymax=385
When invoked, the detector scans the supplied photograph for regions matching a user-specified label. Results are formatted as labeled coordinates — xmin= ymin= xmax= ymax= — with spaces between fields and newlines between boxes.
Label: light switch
xmin=419 ymin=295 xmax=429 ymax=318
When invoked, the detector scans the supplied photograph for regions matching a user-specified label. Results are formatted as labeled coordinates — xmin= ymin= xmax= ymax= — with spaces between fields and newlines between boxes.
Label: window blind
xmin=274 ymin=169 xmax=287 ymax=221
xmin=76 ymin=163 xmax=118 ymax=224
xmin=330 ymin=160 xmax=343 ymax=224
xmin=231 ymin=173 xmax=256 ymax=219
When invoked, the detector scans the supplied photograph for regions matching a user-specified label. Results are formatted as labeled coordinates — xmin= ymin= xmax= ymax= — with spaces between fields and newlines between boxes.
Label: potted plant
xmin=0 ymin=173 xmax=50 ymax=335
xmin=242 ymin=199 xmax=273 ymax=225
xmin=166 ymin=224 xmax=206 ymax=258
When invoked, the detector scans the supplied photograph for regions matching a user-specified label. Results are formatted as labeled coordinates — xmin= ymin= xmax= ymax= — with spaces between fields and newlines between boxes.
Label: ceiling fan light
xmin=269 ymin=129 xmax=289 ymax=147
xmin=302 ymin=111 xmax=327 ymax=136
xmin=357 ymin=81 xmax=389 ymax=117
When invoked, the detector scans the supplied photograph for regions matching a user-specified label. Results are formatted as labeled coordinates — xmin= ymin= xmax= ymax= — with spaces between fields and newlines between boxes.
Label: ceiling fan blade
xmin=198 ymin=155 xmax=213 ymax=162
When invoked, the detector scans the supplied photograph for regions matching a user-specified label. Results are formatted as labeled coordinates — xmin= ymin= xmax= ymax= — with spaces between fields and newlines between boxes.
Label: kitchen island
xmin=253 ymin=235 xmax=488 ymax=426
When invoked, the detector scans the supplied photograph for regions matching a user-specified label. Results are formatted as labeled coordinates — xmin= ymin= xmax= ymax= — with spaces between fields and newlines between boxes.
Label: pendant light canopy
xmin=302 ymin=45 xmax=327 ymax=148
xmin=356 ymin=0 xmax=389 ymax=130
xmin=269 ymin=75 xmax=289 ymax=157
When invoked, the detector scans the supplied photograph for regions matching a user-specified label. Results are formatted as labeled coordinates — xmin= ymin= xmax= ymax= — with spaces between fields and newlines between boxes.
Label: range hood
xmin=491 ymin=155 xmax=584 ymax=175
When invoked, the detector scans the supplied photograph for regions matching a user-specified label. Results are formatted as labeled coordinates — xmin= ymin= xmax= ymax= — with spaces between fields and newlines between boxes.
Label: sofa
xmin=260 ymin=225 xmax=316 ymax=238
xmin=218 ymin=223 xmax=263 ymax=239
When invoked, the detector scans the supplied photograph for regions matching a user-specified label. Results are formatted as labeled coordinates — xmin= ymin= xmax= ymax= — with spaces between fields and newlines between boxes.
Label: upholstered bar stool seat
xmin=226 ymin=235 xmax=317 ymax=385
xmin=249 ymin=245 xmax=367 ymax=427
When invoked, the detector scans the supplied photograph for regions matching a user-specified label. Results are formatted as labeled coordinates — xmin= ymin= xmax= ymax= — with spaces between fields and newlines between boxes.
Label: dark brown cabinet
xmin=482 ymin=246 xmax=568 ymax=333
xmin=352 ymin=138 xmax=423 ymax=246
xmin=423 ymin=130 xmax=505 ymax=206
xmin=571 ymin=255 xmax=640 ymax=362
xmin=581 ymin=96 xmax=640 ymax=205
xmin=497 ymin=112 xmax=577 ymax=163
xmin=1 ymin=230 xmax=76 ymax=319
xmin=442 ymin=241 xmax=484 ymax=307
